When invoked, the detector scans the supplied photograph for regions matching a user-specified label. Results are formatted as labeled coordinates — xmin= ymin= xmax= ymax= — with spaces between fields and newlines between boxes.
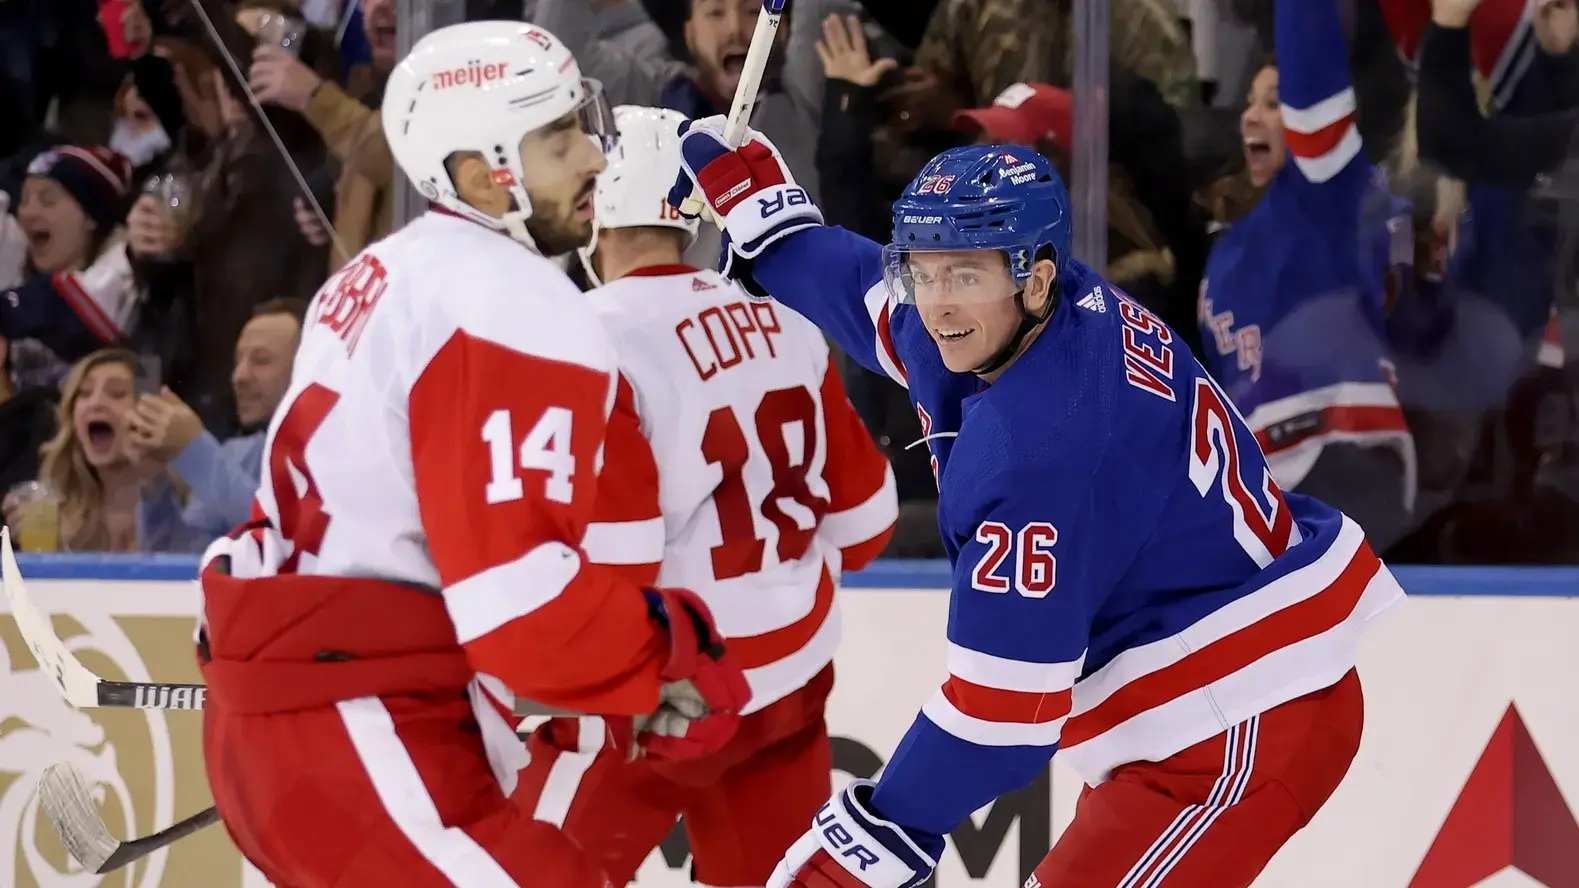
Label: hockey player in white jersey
xmin=193 ymin=26 xmax=750 ymax=888
xmin=513 ymin=106 xmax=899 ymax=887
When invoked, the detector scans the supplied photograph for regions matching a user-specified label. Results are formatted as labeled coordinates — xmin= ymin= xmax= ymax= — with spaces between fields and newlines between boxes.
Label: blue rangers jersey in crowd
xmin=745 ymin=225 xmax=1405 ymax=845
xmin=1198 ymin=0 xmax=1414 ymax=502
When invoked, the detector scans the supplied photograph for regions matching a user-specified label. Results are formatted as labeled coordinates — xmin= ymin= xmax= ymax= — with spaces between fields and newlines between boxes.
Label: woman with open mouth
xmin=1193 ymin=0 xmax=1416 ymax=555
xmin=6 ymin=349 xmax=163 ymax=552
xmin=1 ymin=146 xmax=143 ymax=393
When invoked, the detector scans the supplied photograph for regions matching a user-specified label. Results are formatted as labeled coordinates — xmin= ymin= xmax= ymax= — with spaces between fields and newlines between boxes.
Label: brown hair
xmin=253 ymin=297 xmax=309 ymax=324
xmin=1195 ymin=58 xmax=1280 ymax=226
xmin=152 ymin=38 xmax=221 ymax=105
xmin=38 ymin=349 xmax=140 ymax=552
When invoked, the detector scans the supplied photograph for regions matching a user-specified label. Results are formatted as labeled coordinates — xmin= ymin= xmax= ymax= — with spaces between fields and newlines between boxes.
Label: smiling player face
xmin=906 ymin=250 xmax=1025 ymax=373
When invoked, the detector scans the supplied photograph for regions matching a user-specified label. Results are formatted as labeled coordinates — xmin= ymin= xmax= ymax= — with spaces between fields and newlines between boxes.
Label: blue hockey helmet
xmin=882 ymin=145 xmax=1071 ymax=307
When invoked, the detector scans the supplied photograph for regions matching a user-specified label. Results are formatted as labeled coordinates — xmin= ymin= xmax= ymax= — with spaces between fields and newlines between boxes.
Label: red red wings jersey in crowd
xmin=582 ymin=264 xmax=898 ymax=712
xmin=243 ymin=210 xmax=674 ymax=717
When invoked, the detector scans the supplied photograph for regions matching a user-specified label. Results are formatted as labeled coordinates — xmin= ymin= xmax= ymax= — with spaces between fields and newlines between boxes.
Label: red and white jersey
xmin=584 ymin=265 xmax=897 ymax=713
xmin=245 ymin=211 xmax=667 ymax=716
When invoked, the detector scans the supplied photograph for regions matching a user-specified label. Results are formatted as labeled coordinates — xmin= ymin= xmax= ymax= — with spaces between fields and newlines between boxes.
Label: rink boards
xmin=3 ymin=557 xmax=1578 ymax=888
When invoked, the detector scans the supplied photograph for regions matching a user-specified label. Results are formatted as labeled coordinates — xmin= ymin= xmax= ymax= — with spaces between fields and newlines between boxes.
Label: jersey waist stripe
xmin=1060 ymin=516 xmax=1403 ymax=783
xmin=727 ymin=565 xmax=835 ymax=670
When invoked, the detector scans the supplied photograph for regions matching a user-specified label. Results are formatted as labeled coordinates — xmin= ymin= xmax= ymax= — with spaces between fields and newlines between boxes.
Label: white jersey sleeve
xmin=250 ymin=211 xmax=667 ymax=714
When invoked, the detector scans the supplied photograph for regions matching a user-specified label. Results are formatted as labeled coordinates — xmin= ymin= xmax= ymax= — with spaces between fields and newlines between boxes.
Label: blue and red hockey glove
xmin=666 ymin=115 xmax=824 ymax=261
xmin=635 ymin=586 xmax=751 ymax=759
xmin=768 ymin=779 xmax=942 ymax=888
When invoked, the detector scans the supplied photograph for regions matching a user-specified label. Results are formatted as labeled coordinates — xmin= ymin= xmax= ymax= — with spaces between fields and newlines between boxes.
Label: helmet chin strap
xmin=971 ymin=284 xmax=1059 ymax=377
xmin=576 ymin=223 xmax=604 ymax=287
xmin=483 ymin=162 xmax=542 ymax=254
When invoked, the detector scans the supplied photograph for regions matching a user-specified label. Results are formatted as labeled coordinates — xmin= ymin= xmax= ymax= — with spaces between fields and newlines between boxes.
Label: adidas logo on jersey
xmin=691 ymin=277 xmax=717 ymax=291
xmin=1076 ymin=288 xmax=1107 ymax=313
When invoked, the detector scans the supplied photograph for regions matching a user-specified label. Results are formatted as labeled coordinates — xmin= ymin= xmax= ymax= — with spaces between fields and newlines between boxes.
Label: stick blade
xmin=38 ymin=762 xmax=121 ymax=874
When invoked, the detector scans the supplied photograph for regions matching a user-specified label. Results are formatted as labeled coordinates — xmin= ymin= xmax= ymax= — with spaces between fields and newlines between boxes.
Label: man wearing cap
xmin=955 ymin=78 xmax=1206 ymax=352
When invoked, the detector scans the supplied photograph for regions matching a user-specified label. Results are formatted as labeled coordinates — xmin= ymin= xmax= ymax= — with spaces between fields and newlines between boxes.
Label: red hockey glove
xmin=666 ymin=115 xmax=824 ymax=260
xmin=639 ymin=587 xmax=751 ymax=759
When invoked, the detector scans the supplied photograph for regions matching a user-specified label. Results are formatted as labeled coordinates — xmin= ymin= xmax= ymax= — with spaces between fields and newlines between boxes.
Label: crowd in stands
xmin=2 ymin=0 xmax=1577 ymax=564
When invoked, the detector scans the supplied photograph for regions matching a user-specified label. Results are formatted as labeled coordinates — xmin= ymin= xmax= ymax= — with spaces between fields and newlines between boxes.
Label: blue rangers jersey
xmin=1197 ymin=0 xmax=1414 ymax=502
xmin=747 ymin=227 xmax=1405 ymax=844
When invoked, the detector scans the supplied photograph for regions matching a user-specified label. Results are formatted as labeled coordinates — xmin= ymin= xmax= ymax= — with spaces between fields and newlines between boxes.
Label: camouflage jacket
xmin=914 ymin=0 xmax=1199 ymax=111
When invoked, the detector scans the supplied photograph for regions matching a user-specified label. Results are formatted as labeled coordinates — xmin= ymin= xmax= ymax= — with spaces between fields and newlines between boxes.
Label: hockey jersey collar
xmin=625 ymin=264 xmax=701 ymax=277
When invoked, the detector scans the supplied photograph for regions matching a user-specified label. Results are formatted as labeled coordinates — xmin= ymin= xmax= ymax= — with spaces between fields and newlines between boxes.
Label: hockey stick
xmin=36 ymin=698 xmax=574 ymax=876
xmin=39 ymin=761 xmax=220 ymax=875
xmin=37 ymin=694 xmax=580 ymax=875
xmin=2 ymin=528 xmax=209 ymax=710
xmin=6 ymin=528 xmax=584 ymax=871
xmin=3 ymin=528 xmax=573 ymax=716
xmin=677 ymin=0 xmax=787 ymax=216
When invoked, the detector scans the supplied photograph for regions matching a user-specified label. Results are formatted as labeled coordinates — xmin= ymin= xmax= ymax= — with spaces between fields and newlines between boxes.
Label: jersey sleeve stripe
xmin=819 ymin=465 xmax=898 ymax=550
xmin=1282 ymin=88 xmax=1361 ymax=184
xmin=942 ymin=677 xmax=1073 ymax=725
xmin=920 ymin=689 xmax=1065 ymax=747
xmin=946 ymin=642 xmax=1084 ymax=694
xmin=1062 ymin=518 xmax=1380 ymax=747
xmin=581 ymin=517 xmax=666 ymax=566
xmin=863 ymin=280 xmax=909 ymax=387
xmin=441 ymin=541 xmax=581 ymax=644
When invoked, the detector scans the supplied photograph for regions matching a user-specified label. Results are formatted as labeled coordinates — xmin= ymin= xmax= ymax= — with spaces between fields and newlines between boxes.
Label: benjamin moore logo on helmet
xmin=432 ymin=60 xmax=509 ymax=90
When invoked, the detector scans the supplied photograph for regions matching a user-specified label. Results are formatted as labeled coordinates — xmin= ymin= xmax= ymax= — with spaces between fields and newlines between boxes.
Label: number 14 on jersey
xmin=481 ymin=406 xmax=576 ymax=505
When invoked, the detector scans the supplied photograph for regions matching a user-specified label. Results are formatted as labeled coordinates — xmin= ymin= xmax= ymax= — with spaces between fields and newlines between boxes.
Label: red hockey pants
xmin=514 ymin=665 xmax=836 ymax=886
xmin=1031 ymin=668 xmax=1364 ymax=887
xmin=205 ymin=692 xmax=613 ymax=888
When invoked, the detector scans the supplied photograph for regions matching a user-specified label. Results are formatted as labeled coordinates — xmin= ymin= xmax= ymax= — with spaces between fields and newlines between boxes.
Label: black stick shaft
xmin=97 ymin=807 xmax=221 ymax=874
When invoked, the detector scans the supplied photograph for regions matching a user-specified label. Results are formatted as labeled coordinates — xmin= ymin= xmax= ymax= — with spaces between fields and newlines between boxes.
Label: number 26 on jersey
xmin=971 ymin=521 xmax=1057 ymax=598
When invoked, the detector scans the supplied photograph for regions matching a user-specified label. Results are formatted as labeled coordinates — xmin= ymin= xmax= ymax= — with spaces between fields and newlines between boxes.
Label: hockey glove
xmin=769 ymin=779 xmax=941 ymax=888
xmin=638 ymin=587 xmax=751 ymax=759
xmin=666 ymin=115 xmax=824 ymax=260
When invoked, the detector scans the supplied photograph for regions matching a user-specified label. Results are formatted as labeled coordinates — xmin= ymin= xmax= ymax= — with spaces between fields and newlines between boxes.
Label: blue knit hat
xmin=26 ymin=146 xmax=134 ymax=231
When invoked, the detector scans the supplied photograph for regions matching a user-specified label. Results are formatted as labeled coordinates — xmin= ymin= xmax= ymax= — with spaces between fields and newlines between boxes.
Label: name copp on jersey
xmin=245 ymin=210 xmax=670 ymax=716
xmin=583 ymin=265 xmax=897 ymax=712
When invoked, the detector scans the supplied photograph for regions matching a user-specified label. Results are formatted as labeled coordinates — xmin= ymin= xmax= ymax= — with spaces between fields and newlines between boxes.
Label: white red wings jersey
xmin=584 ymin=264 xmax=897 ymax=713
xmin=245 ymin=211 xmax=667 ymax=716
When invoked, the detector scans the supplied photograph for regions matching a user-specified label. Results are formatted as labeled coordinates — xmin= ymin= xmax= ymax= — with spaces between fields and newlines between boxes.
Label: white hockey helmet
xmin=381 ymin=20 xmax=616 ymax=249
xmin=578 ymin=105 xmax=699 ymax=285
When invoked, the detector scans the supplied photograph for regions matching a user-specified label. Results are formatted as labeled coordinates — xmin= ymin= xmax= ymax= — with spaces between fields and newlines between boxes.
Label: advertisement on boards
xmin=4 ymin=574 xmax=1579 ymax=887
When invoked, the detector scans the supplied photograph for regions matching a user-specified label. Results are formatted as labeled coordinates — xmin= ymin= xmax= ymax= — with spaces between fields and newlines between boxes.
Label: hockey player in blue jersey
xmin=666 ymin=120 xmax=1404 ymax=886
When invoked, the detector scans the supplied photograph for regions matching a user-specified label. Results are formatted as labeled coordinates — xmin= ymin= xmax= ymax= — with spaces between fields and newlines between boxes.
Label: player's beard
xmin=525 ymin=180 xmax=597 ymax=257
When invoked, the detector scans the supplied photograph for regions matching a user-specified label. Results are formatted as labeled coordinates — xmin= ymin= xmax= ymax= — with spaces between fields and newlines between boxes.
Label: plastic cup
xmin=8 ymin=481 xmax=61 ymax=552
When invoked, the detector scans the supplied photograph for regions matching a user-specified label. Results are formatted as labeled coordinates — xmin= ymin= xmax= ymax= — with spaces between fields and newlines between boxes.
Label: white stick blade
xmin=38 ymin=761 xmax=121 ymax=873
xmin=2 ymin=527 xmax=104 ymax=707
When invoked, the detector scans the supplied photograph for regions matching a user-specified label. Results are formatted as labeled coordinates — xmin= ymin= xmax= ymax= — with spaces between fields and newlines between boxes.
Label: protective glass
xmin=881 ymin=245 xmax=1020 ymax=306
